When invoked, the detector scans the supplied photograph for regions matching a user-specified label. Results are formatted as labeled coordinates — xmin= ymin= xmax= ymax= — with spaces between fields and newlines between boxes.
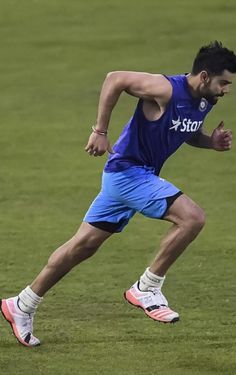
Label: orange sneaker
xmin=124 ymin=282 xmax=179 ymax=323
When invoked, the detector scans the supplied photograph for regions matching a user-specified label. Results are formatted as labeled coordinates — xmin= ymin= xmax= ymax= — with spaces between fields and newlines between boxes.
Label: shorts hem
xmin=160 ymin=191 xmax=183 ymax=219
xmin=84 ymin=220 xmax=124 ymax=233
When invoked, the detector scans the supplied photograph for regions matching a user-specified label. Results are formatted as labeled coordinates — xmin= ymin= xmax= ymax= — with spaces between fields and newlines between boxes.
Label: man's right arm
xmin=85 ymin=71 xmax=172 ymax=156
xmin=95 ymin=71 xmax=172 ymax=133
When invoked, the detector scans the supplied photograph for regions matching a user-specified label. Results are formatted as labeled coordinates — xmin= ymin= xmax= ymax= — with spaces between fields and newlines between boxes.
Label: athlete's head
xmin=191 ymin=41 xmax=236 ymax=104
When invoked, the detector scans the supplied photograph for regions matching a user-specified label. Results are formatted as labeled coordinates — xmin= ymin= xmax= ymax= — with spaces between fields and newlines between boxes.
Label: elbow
xmin=105 ymin=71 xmax=124 ymax=92
xmin=106 ymin=71 xmax=119 ymax=79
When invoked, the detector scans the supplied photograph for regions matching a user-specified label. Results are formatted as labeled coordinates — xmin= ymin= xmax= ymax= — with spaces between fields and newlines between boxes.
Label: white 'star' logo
xmin=170 ymin=117 xmax=182 ymax=131
xmin=169 ymin=116 xmax=203 ymax=132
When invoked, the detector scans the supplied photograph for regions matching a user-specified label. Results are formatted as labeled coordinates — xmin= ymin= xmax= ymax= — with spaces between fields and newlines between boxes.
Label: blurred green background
xmin=0 ymin=0 xmax=235 ymax=374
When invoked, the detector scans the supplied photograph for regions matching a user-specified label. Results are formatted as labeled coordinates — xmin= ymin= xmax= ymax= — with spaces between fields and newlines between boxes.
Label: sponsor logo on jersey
xmin=169 ymin=117 xmax=203 ymax=132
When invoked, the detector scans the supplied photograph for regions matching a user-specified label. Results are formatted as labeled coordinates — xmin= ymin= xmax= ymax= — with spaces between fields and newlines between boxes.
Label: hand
xmin=211 ymin=121 xmax=233 ymax=151
xmin=84 ymin=132 xmax=114 ymax=157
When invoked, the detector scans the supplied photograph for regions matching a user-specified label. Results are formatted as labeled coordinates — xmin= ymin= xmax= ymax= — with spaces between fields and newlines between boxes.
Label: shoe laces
xmin=21 ymin=311 xmax=35 ymax=333
xmin=148 ymin=287 xmax=168 ymax=307
xmin=28 ymin=313 xmax=34 ymax=332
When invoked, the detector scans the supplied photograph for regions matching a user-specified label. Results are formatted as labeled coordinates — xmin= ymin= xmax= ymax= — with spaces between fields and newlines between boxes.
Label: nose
xmin=222 ymin=86 xmax=230 ymax=94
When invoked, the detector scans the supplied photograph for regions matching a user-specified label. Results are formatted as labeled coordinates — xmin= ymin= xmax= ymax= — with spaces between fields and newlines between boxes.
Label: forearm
xmin=186 ymin=132 xmax=213 ymax=149
xmin=95 ymin=72 xmax=123 ymax=132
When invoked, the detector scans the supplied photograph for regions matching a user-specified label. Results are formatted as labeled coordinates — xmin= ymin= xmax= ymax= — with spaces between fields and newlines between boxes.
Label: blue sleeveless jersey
xmin=104 ymin=74 xmax=213 ymax=175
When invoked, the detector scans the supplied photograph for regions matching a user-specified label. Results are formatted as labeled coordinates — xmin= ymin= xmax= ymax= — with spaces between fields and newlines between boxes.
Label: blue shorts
xmin=83 ymin=166 xmax=181 ymax=233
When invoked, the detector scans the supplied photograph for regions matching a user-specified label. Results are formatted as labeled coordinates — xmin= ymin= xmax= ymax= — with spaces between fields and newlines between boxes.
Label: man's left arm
xmin=186 ymin=121 xmax=232 ymax=151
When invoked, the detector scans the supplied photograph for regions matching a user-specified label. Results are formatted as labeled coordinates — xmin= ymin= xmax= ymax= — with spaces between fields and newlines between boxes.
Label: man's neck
xmin=186 ymin=74 xmax=201 ymax=99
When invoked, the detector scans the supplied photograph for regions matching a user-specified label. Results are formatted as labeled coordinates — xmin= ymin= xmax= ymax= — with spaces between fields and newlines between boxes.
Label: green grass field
xmin=0 ymin=0 xmax=236 ymax=374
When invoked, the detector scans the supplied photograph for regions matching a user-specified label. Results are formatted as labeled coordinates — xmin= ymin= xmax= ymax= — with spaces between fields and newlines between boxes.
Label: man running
xmin=1 ymin=41 xmax=236 ymax=347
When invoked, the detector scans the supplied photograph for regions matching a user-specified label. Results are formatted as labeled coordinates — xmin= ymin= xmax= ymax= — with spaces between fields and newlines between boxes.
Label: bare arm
xmin=85 ymin=71 xmax=172 ymax=156
xmin=95 ymin=71 xmax=172 ymax=132
xmin=186 ymin=127 xmax=213 ymax=149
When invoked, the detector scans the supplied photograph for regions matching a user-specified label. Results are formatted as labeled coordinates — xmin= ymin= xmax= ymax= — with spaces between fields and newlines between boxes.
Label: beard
xmin=202 ymin=82 xmax=224 ymax=105
xmin=205 ymin=95 xmax=218 ymax=105
xmin=203 ymin=92 xmax=224 ymax=105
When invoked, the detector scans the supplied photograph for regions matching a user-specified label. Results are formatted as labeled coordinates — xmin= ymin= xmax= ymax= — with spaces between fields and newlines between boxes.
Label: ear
xmin=200 ymin=71 xmax=210 ymax=85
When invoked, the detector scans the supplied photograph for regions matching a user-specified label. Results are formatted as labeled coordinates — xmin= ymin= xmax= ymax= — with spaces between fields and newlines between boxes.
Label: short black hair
xmin=191 ymin=41 xmax=236 ymax=76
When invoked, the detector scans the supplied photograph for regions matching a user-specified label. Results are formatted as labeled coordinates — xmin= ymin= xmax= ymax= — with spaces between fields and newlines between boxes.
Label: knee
xmin=184 ymin=206 xmax=206 ymax=233
xmin=73 ymin=233 xmax=100 ymax=252
xmin=61 ymin=240 xmax=97 ymax=268
xmin=46 ymin=232 xmax=102 ymax=271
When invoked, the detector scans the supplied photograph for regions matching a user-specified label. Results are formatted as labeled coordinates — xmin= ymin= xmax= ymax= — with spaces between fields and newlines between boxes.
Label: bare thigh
xmin=73 ymin=222 xmax=114 ymax=249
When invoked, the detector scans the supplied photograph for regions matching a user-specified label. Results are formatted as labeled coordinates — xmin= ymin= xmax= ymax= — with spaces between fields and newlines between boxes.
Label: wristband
xmin=92 ymin=126 xmax=107 ymax=136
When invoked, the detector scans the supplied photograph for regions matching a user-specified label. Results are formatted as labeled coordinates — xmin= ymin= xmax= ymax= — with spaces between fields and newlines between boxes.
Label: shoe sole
xmin=124 ymin=292 xmax=180 ymax=324
xmin=0 ymin=299 xmax=40 ymax=348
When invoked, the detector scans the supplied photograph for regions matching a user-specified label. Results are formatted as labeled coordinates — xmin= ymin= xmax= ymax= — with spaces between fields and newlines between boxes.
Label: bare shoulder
xmin=140 ymin=75 xmax=173 ymax=121
xmin=150 ymin=74 xmax=172 ymax=104
xmin=150 ymin=73 xmax=172 ymax=91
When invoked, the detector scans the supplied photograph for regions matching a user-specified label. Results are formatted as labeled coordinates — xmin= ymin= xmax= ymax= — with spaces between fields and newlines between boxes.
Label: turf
xmin=0 ymin=0 xmax=236 ymax=374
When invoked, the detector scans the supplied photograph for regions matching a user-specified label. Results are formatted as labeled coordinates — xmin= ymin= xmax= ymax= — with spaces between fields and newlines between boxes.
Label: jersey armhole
xmin=137 ymin=74 xmax=174 ymax=122
xmin=162 ymin=74 xmax=176 ymax=104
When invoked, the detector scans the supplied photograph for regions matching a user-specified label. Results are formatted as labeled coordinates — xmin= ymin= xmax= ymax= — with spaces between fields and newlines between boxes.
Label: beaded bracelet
xmin=92 ymin=126 xmax=108 ymax=136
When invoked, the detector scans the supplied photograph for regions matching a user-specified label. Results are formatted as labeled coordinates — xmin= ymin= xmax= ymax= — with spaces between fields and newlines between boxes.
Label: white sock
xmin=18 ymin=286 xmax=43 ymax=314
xmin=139 ymin=268 xmax=165 ymax=291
